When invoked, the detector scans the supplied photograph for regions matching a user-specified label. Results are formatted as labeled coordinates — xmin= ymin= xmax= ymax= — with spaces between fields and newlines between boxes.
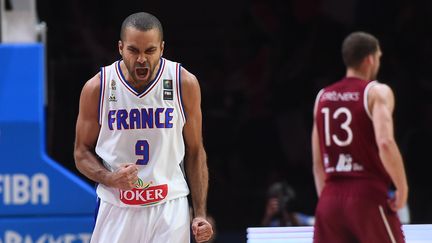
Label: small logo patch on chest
xmin=163 ymin=90 xmax=173 ymax=100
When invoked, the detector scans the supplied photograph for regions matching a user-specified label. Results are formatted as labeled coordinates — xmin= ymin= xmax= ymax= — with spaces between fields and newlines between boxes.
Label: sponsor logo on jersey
xmin=163 ymin=79 xmax=173 ymax=89
xmin=321 ymin=91 xmax=360 ymax=102
xmin=134 ymin=178 xmax=150 ymax=189
xmin=163 ymin=79 xmax=173 ymax=100
xmin=324 ymin=153 xmax=365 ymax=173
xmin=109 ymin=94 xmax=117 ymax=102
xmin=163 ymin=90 xmax=173 ymax=100
xmin=119 ymin=181 xmax=168 ymax=206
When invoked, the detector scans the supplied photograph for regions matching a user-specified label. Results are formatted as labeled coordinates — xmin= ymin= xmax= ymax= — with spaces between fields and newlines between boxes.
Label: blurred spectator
xmin=261 ymin=181 xmax=314 ymax=226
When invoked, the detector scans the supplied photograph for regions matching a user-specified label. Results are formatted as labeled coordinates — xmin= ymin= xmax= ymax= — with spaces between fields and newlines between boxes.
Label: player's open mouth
xmin=136 ymin=67 xmax=149 ymax=80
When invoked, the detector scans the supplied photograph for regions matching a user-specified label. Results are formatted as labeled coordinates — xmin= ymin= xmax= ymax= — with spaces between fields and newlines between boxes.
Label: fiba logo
xmin=0 ymin=173 xmax=49 ymax=205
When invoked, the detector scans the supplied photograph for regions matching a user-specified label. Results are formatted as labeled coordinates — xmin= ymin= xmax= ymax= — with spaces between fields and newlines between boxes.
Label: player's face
xmin=118 ymin=27 xmax=164 ymax=86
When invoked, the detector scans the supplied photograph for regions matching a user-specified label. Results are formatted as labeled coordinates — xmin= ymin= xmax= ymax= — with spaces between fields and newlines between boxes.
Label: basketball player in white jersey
xmin=74 ymin=12 xmax=213 ymax=243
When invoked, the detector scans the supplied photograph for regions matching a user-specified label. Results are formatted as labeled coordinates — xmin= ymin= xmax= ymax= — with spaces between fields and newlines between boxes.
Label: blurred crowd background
xmin=32 ymin=0 xmax=432 ymax=240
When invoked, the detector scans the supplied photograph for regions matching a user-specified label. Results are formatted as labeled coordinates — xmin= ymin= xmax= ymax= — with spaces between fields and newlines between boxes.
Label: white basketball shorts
xmin=90 ymin=196 xmax=190 ymax=243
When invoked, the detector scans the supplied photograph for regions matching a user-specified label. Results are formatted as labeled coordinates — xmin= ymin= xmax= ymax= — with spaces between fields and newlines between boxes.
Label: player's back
xmin=314 ymin=77 xmax=392 ymax=193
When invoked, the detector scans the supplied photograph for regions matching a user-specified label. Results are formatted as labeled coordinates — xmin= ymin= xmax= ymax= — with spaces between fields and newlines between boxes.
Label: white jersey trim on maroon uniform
xmin=379 ymin=205 xmax=397 ymax=243
xmin=313 ymin=89 xmax=325 ymax=116
xmin=364 ymin=80 xmax=378 ymax=119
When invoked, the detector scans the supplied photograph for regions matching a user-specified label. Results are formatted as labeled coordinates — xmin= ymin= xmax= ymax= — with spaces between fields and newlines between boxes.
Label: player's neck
xmin=345 ymin=68 xmax=371 ymax=81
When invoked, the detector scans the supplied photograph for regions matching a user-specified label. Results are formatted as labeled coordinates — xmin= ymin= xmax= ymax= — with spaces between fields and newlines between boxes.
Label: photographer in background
xmin=261 ymin=181 xmax=314 ymax=227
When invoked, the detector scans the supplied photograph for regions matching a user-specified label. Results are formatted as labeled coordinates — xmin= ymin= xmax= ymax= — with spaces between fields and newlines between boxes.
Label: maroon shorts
xmin=313 ymin=179 xmax=405 ymax=243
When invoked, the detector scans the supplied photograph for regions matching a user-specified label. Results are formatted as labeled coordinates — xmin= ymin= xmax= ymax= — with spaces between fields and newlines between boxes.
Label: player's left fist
xmin=192 ymin=217 xmax=214 ymax=243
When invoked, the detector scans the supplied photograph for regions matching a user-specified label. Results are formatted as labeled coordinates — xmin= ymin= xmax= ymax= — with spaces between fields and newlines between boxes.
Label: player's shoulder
xmin=367 ymin=81 xmax=395 ymax=105
xmin=368 ymin=81 xmax=393 ymax=98
xmin=370 ymin=80 xmax=391 ymax=89
xmin=180 ymin=66 xmax=199 ymax=88
xmin=81 ymin=72 xmax=101 ymax=95
xmin=162 ymin=57 xmax=198 ymax=85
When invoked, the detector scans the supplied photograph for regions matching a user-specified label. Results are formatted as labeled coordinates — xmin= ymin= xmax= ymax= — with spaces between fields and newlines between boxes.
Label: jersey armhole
xmin=364 ymin=80 xmax=378 ymax=120
xmin=313 ymin=89 xmax=325 ymax=117
xmin=176 ymin=63 xmax=186 ymax=123
xmin=98 ymin=67 xmax=106 ymax=125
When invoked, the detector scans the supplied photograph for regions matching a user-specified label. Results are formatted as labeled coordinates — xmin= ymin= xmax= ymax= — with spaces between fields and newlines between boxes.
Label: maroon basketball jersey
xmin=314 ymin=77 xmax=391 ymax=186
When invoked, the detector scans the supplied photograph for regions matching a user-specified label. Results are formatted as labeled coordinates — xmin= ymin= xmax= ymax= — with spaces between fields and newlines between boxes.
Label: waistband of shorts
xmin=323 ymin=177 xmax=390 ymax=199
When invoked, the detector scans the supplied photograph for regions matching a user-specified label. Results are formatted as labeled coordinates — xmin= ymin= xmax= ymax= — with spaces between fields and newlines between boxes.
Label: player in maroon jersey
xmin=311 ymin=31 xmax=409 ymax=243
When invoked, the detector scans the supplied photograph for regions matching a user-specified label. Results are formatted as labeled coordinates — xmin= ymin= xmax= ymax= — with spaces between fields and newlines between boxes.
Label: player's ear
xmin=118 ymin=40 xmax=123 ymax=56
xmin=366 ymin=54 xmax=374 ymax=65
xmin=160 ymin=41 xmax=165 ymax=57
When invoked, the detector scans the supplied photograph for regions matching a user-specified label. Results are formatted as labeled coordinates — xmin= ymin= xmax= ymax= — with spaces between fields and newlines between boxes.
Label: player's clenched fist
xmin=192 ymin=217 xmax=213 ymax=243
xmin=107 ymin=163 xmax=139 ymax=190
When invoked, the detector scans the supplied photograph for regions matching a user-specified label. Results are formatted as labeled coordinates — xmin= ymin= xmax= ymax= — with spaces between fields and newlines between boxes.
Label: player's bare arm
xmin=74 ymin=73 xmax=138 ymax=190
xmin=181 ymin=67 xmax=213 ymax=242
xmin=312 ymin=94 xmax=325 ymax=197
xmin=369 ymin=83 xmax=408 ymax=211
xmin=312 ymin=122 xmax=325 ymax=197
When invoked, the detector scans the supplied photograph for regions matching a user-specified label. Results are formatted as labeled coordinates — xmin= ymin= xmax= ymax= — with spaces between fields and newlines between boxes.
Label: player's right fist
xmin=108 ymin=163 xmax=139 ymax=190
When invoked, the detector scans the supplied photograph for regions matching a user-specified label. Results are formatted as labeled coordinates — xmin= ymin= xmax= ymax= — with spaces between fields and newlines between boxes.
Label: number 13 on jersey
xmin=321 ymin=107 xmax=353 ymax=147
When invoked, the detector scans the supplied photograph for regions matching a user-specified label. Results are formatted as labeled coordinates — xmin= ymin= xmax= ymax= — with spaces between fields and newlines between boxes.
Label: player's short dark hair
xmin=342 ymin=31 xmax=379 ymax=68
xmin=120 ymin=12 xmax=164 ymax=41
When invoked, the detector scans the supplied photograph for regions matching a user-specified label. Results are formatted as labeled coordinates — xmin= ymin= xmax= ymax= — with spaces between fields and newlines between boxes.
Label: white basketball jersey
xmin=95 ymin=58 xmax=190 ymax=207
